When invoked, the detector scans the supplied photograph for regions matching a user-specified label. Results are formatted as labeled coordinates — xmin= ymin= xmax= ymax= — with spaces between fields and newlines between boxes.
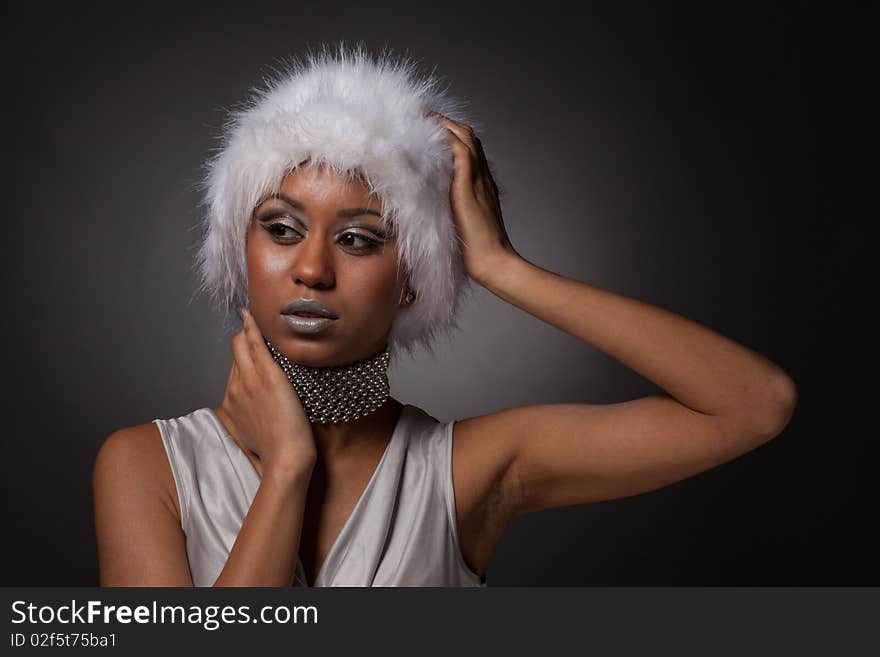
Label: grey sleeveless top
xmin=153 ymin=404 xmax=487 ymax=587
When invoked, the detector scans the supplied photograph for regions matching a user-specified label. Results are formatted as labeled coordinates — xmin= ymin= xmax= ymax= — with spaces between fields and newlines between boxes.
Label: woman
xmin=93 ymin=44 xmax=797 ymax=587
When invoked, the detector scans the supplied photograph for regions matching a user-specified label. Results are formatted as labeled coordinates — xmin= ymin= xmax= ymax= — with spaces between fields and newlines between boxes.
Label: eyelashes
xmin=260 ymin=219 xmax=386 ymax=253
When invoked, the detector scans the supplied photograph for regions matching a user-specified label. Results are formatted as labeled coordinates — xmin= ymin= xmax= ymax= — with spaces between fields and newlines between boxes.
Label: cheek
xmin=344 ymin=259 xmax=402 ymax=313
xmin=349 ymin=264 xmax=399 ymax=301
xmin=245 ymin=242 xmax=291 ymax=323
xmin=247 ymin=241 xmax=288 ymax=285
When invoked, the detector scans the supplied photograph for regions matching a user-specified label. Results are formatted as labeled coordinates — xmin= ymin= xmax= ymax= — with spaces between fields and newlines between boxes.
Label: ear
xmin=399 ymin=283 xmax=416 ymax=306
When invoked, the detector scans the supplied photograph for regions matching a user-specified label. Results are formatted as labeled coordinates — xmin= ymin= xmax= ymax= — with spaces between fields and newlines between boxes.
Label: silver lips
xmin=281 ymin=298 xmax=338 ymax=335
xmin=282 ymin=314 xmax=336 ymax=335
xmin=281 ymin=298 xmax=338 ymax=319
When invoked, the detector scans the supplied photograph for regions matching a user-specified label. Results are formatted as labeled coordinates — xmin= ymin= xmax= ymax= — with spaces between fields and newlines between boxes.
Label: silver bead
xmin=264 ymin=338 xmax=391 ymax=424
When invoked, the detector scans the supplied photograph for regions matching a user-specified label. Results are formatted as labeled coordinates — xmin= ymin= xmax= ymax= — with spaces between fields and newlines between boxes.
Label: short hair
xmin=193 ymin=41 xmax=480 ymax=359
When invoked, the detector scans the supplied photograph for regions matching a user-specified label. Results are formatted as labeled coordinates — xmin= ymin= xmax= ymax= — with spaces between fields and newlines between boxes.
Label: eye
xmin=263 ymin=222 xmax=302 ymax=241
xmin=258 ymin=214 xmax=384 ymax=253
xmin=338 ymin=232 xmax=380 ymax=252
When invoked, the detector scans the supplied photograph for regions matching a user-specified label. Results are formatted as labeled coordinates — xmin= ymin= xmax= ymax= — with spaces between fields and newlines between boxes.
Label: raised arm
xmin=456 ymin=255 xmax=796 ymax=520
xmin=437 ymin=115 xmax=797 ymax=529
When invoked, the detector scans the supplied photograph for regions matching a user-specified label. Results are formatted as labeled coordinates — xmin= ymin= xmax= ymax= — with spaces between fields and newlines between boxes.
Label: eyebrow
xmin=262 ymin=192 xmax=382 ymax=218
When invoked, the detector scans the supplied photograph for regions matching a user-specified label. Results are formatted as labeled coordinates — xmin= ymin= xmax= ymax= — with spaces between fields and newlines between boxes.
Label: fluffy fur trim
xmin=194 ymin=42 xmax=477 ymax=358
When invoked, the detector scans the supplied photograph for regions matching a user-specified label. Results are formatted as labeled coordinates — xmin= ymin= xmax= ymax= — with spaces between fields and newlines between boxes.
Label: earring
xmin=401 ymin=288 xmax=415 ymax=305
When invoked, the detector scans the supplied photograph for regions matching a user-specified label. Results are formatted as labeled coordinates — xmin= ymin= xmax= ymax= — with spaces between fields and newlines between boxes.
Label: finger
xmin=230 ymin=330 xmax=256 ymax=384
xmin=468 ymin=134 xmax=495 ymax=184
xmin=444 ymin=129 xmax=477 ymax=192
xmin=241 ymin=308 xmax=277 ymax=371
xmin=438 ymin=117 xmax=478 ymax=158
xmin=225 ymin=358 xmax=237 ymax=390
xmin=230 ymin=360 xmax=247 ymax=404
xmin=473 ymin=136 xmax=492 ymax=175
xmin=437 ymin=114 xmax=468 ymax=131
xmin=476 ymin=157 xmax=500 ymax=200
xmin=454 ymin=121 xmax=480 ymax=155
xmin=440 ymin=119 xmax=494 ymax=187
xmin=439 ymin=117 xmax=476 ymax=141
xmin=240 ymin=308 xmax=261 ymax=359
xmin=435 ymin=116 xmax=503 ymax=216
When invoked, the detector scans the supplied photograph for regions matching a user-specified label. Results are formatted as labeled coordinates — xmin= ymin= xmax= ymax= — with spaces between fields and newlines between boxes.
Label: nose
xmin=290 ymin=233 xmax=336 ymax=289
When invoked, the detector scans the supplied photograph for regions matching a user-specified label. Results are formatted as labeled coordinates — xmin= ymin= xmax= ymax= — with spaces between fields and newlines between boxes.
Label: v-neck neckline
xmin=206 ymin=403 xmax=411 ymax=587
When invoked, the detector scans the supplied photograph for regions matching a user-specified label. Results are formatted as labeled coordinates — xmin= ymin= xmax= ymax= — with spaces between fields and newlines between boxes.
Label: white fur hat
xmin=194 ymin=42 xmax=478 ymax=358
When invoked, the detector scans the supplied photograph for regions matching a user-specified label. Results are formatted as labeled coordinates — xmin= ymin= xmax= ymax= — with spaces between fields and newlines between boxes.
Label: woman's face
xmin=246 ymin=164 xmax=406 ymax=367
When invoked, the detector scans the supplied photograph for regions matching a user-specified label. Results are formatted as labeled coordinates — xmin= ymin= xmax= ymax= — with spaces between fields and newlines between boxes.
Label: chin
xmin=274 ymin=334 xmax=385 ymax=368
xmin=273 ymin=338 xmax=341 ymax=367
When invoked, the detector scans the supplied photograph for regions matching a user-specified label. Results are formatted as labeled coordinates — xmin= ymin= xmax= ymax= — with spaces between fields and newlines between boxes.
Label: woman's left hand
xmin=434 ymin=113 xmax=520 ymax=284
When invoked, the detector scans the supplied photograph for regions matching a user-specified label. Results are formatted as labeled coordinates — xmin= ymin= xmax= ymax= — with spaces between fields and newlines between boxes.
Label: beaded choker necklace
xmin=264 ymin=339 xmax=391 ymax=424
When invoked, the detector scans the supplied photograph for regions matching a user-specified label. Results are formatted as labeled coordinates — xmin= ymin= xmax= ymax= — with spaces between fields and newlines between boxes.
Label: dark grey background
xmin=2 ymin=2 xmax=871 ymax=585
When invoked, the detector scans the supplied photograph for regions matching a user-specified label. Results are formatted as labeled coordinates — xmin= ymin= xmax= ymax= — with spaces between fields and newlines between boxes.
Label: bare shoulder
xmin=94 ymin=421 xmax=181 ymax=528
xmin=93 ymin=421 xmax=192 ymax=585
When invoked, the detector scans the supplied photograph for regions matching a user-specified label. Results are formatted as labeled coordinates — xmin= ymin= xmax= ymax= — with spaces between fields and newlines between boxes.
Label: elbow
xmin=751 ymin=373 xmax=799 ymax=441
